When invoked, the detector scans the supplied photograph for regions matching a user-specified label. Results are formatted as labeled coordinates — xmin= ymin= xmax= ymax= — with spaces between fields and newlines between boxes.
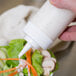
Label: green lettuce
xmin=6 ymin=39 xmax=27 ymax=67
xmin=23 ymin=68 xmax=28 ymax=76
xmin=2 ymin=65 xmax=12 ymax=76
xmin=32 ymin=50 xmax=43 ymax=76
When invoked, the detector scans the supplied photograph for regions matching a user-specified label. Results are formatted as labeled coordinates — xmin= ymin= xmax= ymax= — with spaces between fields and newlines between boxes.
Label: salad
xmin=0 ymin=39 xmax=58 ymax=76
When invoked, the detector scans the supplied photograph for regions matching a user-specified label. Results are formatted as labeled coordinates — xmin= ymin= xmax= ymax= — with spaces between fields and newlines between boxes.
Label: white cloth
xmin=0 ymin=5 xmax=72 ymax=52
xmin=0 ymin=5 xmax=38 ymax=46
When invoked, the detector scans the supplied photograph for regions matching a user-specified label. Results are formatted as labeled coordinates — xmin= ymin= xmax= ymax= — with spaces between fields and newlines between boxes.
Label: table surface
xmin=0 ymin=0 xmax=76 ymax=76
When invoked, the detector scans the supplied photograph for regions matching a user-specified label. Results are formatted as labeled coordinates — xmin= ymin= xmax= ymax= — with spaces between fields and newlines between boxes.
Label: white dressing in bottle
xmin=19 ymin=0 xmax=75 ymax=58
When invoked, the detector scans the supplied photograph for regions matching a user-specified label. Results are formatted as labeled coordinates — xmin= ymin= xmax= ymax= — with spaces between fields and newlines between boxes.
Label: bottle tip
xmin=18 ymin=42 xmax=32 ymax=58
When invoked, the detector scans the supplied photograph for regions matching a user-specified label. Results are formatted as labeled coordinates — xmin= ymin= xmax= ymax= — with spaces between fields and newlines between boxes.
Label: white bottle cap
xmin=18 ymin=22 xmax=53 ymax=58
xmin=24 ymin=21 xmax=53 ymax=49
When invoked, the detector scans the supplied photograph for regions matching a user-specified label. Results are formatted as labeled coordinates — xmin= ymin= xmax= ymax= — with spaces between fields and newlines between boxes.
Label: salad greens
xmin=0 ymin=39 xmax=58 ymax=76
xmin=7 ymin=39 xmax=27 ymax=67
xmin=23 ymin=68 xmax=28 ymax=76
xmin=32 ymin=50 xmax=43 ymax=76
xmin=23 ymin=50 xmax=44 ymax=76
xmin=2 ymin=65 xmax=12 ymax=76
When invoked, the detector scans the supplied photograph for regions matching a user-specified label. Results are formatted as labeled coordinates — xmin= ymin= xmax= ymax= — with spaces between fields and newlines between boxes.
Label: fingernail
xmin=50 ymin=0 xmax=65 ymax=9
xmin=50 ymin=0 xmax=57 ymax=4
xmin=51 ymin=0 xmax=56 ymax=2
xmin=50 ymin=0 xmax=60 ymax=7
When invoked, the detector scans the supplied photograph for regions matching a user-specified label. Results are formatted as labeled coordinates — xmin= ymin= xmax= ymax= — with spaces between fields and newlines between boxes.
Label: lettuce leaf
xmin=6 ymin=39 xmax=27 ymax=67
xmin=2 ymin=65 xmax=12 ymax=76
xmin=2 ymin=65 xmax=19 ymax=76
xmin=23 ymin=68 xmax=28 ymax=76
xmin=32 ymin=50 xmax=43 ymax=76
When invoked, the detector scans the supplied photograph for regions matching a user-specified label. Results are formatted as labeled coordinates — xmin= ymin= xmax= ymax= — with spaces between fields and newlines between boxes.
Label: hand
xmin=50 ymin=0 xmax=76 ymax=13
xmin=50 ymin=0 xmax=76 ymax=41
xmin=59 ymin=25 xmax=76 ymax=41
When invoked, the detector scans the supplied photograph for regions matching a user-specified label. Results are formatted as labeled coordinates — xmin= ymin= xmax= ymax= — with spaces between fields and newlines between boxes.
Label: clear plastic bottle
xmin=19 ymin=0 xmax=75 ymax=58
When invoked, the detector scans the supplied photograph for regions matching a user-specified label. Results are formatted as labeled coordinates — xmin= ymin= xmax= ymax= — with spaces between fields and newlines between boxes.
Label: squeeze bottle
xmin=19 ymin=0 xmax=75 ymax=58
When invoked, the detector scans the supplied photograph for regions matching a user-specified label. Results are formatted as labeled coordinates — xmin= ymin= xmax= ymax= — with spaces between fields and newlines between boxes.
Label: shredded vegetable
xmin=0 ymin=58 xmax=37 ymax=76
xmin=0 ymin=67 xmax=16 ymax=73
xmin=8 ymin=71 xmax=18 ymax=76
xmin=26 ymin=49 xmax=32 ymax=72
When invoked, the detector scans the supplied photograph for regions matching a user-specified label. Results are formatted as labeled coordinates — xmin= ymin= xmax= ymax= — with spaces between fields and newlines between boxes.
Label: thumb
xmin=50 ymin=0 xmax=76 ymax=14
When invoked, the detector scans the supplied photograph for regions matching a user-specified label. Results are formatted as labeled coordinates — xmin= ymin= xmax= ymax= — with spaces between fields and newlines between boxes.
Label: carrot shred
xmin=26 ymin=48 xmax=32 ymax=72
xmin=26 ymin=49 xmax=38 ymax=76
xmin=29 ymin=64 xmax=38 ymax=76
xmin=0 ymin=58 xmax=38 ymax=76
xmin=8 ymin=71 xmax=18 ymax=76
xmin=0 ymin=58 xmax=21 ymax=74
xmin=0 ymin=58 xmax=20 ymax=61
xmin=0 ymin=67 xmax=16 ymax=73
